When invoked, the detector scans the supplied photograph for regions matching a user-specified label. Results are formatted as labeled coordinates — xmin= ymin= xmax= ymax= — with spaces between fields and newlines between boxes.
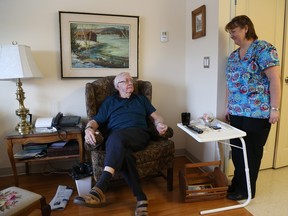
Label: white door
xmin=227 ymin=0 xmax=286 ymax=174
xmin=274 ymin=2 xmax=288 ymax=168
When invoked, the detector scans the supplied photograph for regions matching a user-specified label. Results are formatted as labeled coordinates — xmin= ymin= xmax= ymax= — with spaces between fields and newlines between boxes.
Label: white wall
xmin=0 ymin=0 xmax=187 ymax=173
xmin=183 ymin=0 xmax=230 ymax=162
xmin=0 ymin=0 xmax=234 ymax=175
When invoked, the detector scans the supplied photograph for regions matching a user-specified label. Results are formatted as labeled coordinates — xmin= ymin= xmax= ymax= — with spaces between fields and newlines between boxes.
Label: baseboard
xmin=0 ymin=159 xmax=79 ymax=177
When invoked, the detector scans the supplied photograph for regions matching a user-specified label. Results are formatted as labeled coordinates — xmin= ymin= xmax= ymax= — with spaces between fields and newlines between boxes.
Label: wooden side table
xmin=5 ymin=128 xmax=84 ymax=186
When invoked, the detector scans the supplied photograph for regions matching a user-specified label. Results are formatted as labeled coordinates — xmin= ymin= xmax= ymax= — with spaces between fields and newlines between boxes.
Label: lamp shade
xmin=0 ymin=44 xmax=42 ymax=80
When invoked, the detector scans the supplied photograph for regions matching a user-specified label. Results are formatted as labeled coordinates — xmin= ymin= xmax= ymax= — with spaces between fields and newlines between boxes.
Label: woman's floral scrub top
xmin=226 ymin=40 xmax=280 ymax=119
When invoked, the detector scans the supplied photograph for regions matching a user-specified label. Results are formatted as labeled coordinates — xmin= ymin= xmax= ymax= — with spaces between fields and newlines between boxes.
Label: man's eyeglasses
xmin=118 ymin=79 xmax=134 ymax=84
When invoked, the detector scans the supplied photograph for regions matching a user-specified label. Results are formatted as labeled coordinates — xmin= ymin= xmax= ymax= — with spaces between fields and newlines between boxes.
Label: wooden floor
xmin=0 ymin=156 xmax=252 ymax=216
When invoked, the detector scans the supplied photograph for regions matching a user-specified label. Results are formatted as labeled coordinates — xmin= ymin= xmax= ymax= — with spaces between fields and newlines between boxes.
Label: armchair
xmin=84 ymin=76 xmax=175 ymax=191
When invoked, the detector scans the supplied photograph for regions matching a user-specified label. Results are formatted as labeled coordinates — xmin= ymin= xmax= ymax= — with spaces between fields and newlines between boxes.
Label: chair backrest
xmin=85 ymin=76 xmax=152 ymax=119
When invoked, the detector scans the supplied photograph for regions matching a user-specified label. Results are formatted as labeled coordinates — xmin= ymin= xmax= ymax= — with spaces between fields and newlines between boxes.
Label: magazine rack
xmin=179 ymin=160 xmax=228 ymax=202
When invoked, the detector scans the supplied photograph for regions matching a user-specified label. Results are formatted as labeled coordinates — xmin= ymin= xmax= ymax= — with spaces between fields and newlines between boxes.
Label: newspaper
xmin=49 ymin=185 xmax=73 ymax=210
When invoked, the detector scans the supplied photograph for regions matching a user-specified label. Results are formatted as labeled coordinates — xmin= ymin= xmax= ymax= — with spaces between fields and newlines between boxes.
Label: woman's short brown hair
xmin=225 ymin=15 xmax=258 ymax=40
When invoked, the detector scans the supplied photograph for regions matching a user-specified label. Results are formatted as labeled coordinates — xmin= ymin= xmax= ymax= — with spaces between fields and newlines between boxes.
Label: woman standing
xmin=225 ymin=15 xmax=281 ymax=200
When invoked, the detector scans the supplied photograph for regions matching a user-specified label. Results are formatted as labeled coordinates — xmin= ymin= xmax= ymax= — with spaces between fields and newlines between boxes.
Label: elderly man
xmin=74 ymin=72 xmax=168 ymax=216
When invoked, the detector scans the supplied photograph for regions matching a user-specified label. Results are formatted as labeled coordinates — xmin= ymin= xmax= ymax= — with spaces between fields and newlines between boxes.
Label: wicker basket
xmin=179 ymin=160 xmax=228 ymax=202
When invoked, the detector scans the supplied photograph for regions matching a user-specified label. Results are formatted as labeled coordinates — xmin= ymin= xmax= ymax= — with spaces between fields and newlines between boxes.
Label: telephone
xmin=52 ymin=112 xmax=81 ymax=128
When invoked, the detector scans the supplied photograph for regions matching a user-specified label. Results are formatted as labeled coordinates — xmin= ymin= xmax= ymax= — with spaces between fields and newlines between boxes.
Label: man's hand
xmin=84 ymin=120 xmax=100 ymax=145
xmin=85 ymin=128 xmax=99 ymax=145
xmin=156 ymin=122 xmax=168 ymax=136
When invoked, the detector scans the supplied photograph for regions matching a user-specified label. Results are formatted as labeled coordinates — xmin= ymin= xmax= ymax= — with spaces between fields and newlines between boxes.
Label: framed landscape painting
xmin=59 ymin=12 xmax=139 ymax=78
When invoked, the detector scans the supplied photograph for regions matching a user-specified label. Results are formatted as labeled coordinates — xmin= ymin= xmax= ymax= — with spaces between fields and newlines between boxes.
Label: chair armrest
xmin=84 ymin=130 xmax=105 ymax=151
xmin=150 ymin=126 xmax=174 ymax=140
xmin=162 ymin=126 xmax=174 ymax=139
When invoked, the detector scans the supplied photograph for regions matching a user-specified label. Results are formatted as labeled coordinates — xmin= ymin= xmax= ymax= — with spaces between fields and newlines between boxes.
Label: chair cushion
xmin=135 ymin=140 xmax=175 ymax=178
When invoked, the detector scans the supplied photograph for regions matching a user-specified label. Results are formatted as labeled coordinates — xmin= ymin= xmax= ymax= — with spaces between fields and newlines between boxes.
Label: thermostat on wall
xmin=160 ymin=31 xmax=168 ymax=42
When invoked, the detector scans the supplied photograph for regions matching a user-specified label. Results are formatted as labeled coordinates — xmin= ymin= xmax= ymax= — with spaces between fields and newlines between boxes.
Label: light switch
xmin=203 ymin=57 xmax=210 ymax=68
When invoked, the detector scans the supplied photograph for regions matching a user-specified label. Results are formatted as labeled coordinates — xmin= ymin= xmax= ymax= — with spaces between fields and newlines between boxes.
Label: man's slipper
xmin=73 ymin=186 xmax=106 ymax=208
xmin=135 ymin=200 xmax=148 ymax=216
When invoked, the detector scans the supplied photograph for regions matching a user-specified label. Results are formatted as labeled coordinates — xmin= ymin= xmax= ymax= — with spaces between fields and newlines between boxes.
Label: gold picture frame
xmin=59 ymin=11 xmax=139 ymax=78
xmin=192 ymin=5 xmax=206 ymax=39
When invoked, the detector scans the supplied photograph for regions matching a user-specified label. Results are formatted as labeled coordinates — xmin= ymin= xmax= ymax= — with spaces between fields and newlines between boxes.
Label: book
xmin=187 ymin=184 xmax=213 ymax=191
xmin=23 ymin=143 xmax=48 ymax=151
xmin=14 ymin=149 xmax=44 ymax=160
xmin=187 ymin=184 xmax=213 ymax=196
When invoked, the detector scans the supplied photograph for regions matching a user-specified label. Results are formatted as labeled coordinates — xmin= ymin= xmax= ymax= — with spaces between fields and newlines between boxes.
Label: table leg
xmin=76 ymin=133 xmax=84 ymax=162
xmin=25 ymin=162 xmax=30 ymax=175
xmin=200 ymin=137 xmax=251 ymax=215
xmin=6 ymin=139 xmax=19 ymax=186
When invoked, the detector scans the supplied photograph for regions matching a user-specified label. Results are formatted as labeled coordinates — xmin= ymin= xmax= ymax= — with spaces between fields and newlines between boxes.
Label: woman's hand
xmin=156 ymin=123 xmax=168 ymax=136
xmin=224 ymin=106 xmax=230 ymax=123
xmin=269 ymin=110 xmax=280 ymax=124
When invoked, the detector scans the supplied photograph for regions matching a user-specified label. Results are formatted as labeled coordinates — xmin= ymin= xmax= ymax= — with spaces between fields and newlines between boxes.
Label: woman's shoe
xmin=227 ymin=185 xmax=236 ymax=195
xmin=227 ymin=193 xmax=248 ymax=201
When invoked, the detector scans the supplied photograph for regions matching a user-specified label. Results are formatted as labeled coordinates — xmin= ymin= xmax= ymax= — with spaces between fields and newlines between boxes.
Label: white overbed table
xmin=177 ymin=120 xmax=251 ymax=215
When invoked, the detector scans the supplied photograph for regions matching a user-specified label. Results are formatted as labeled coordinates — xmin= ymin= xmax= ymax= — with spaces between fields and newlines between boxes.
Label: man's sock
xmin=136 ymin=192 xmax=147 ymax=201
xmin=94 ymin=171 xmax=113 ymax=193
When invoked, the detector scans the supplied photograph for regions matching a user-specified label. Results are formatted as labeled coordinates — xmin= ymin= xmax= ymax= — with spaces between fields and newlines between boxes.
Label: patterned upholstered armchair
xmin=84 ymin=76 xmax=175 ymax=191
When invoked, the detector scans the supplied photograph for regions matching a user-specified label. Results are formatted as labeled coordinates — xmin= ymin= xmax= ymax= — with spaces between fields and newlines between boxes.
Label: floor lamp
xmin=0 ymin=44 xmax=43 ymax=135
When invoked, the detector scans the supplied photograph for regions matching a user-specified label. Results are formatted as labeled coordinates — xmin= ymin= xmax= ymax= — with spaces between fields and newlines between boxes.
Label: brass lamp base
xmin=15 ymin=108 xmax=32 ymax=135
xmin=15 ymin=78 xmax=32 ymax=135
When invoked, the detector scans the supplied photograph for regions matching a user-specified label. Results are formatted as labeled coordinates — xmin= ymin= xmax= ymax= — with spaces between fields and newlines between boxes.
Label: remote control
xmin=186 ymin=125 xmax=204 ymax=134
xmin=209 ymin=125 xmax=221 ymax=130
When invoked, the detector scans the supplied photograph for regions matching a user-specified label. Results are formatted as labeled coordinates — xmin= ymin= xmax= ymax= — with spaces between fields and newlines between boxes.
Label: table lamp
xmin=0 ymin=44 xmax=43 ymax=135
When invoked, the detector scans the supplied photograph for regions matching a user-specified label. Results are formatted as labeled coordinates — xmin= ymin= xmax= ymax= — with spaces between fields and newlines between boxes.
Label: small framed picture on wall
xmin=192 ymin=5 xmax=206 ymax=39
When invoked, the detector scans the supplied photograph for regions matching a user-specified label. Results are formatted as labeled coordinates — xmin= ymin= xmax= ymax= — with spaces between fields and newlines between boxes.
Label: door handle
xmin=285 ymin=77 xmax=288 ymax=84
